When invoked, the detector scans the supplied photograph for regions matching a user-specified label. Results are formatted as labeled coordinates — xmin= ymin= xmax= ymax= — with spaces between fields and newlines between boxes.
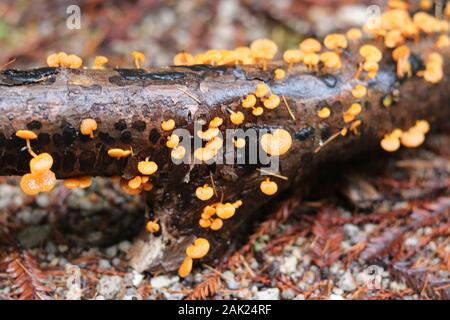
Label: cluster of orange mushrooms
xmin=17 ymin=1 xmax=448 ymax=277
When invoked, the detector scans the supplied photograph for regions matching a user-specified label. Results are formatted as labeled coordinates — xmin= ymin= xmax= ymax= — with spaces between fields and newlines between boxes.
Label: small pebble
xmin=281 ymin=288 xmax=296 ymax=300
xmin=97 ymin=275 xmax=123 ymax=299
xmin=253 ymin=288 xmax=280 ymax=300
xmin=280 ymin=256 xmax=298 ymax=275
xmin=339 ymin=271 xmax=356 ymax=292
xmin=150 ymin=275 xmax=179 ymax=289
xmin=98 ymin=259 xmax=112 ymax=269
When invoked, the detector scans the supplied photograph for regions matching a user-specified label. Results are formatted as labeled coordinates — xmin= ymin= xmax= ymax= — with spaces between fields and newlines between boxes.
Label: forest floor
xmin=0 ymin=132 xmax=449 ymax=300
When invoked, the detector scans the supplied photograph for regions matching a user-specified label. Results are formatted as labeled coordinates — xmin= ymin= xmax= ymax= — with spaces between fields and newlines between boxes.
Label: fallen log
xmin=0 ymin=29 xmax=449 ymax=274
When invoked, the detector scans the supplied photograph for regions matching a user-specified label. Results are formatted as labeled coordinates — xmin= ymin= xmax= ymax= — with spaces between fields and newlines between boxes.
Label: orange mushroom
xmin=132 ymin=51 xmax=145 ymax=69
xmin=108 ymin=148 xmax=132 ymax=159
xmin=146 ymin=220 xmax=160 ymax=233
xmin=173 ymin=52 xmax=195 ymax=66
xmin=380 ymin=133 xmax=401 ymax=152
xmin=274 ymin=68 xmax=286 ymax=80
xmin=351 ymin=85 xmax=367 ymax=98
xmin=216 ymin=203 xmax=236 ymax=220
xmin=161 ymin=119 xmax=175 ymax=131
xmin=263 ymin=94 xmax=280 ymax=110
xmin=195 ymin=184 xmax=214 ymax=201
xmin=260 ymin=178 xmax=278 ymax=195
xmin=63 ymin=176 xmax=93 ymax=189
xmin=346 ymin=28 xmax=363 ymax=42
xmin=171 ymin=146 xmax=186 ymax=160
xmin=320 ymin=51 xmax=342 ymax=73
xmin=303 ymin=53 xmax=319 ymax=71
xmin=299 ymin=38 xmax=322 ymax=54
xmin=137 ymin=159 xmax=158 ymax=175
xmin=230 ymin=111 xmax=245 ymax=125
xmin=20 ymin=170 xmax=56 ymax=195
xmin=166 ymin=134 xmax=180 ymax=149
xmin=242 ymin=94 xmax=257 ymax=109
xmin=400 ymin=128 xmax=425 ymax=148
xmin=16 ymin=130 xmax=38 ymax=140
xmin=30 ymin=153 xmax=53 ymax=174
xmin=283 ymin=49 xmax=304 ymax=70
xmin=80 ymin=118 xmax=97 ymax=138
xmin=323 ymin=33 xmax=348 ymax=53
xmin=178 ymin=256 xmax=193 ymax=278
xmin=359 ymin=45 xmax=382 ymax=63
xmin=250 ymin=38 xmax=278 ymax=70
xmin=210 ymin=218 xmax=223 ymax=231
xmin=93 ymin=56 xmax=108 ymax=70
xmin=186 ymin=238 xmax=210 ymax=259
xmin=317 ymin=107 xmax=331 ymax=119
xmin=255 ymin=83 xmax=269 ymax=98
xmin=260 ymin=129 xmax=292 ymax=156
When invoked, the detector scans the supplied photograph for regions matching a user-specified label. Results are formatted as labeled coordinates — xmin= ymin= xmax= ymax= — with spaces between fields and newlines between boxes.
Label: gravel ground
xmin=0 ymin=133 xmax=449 ymax=300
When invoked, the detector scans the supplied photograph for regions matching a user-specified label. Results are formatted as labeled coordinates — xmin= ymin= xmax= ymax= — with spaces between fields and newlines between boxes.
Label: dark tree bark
xmin=0 ymin=38 xmax=449 ymax=272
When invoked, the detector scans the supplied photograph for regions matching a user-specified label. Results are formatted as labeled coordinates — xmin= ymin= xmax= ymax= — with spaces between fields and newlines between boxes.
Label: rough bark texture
xmin=0 ymin=38 xmax=449 ymax=272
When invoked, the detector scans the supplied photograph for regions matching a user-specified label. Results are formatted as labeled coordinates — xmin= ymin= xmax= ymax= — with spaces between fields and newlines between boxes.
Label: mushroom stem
xmin=26 ymin=139 xmax=38 ymax=158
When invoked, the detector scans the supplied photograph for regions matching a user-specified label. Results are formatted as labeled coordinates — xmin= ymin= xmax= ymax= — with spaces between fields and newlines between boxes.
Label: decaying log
xmin=0 ymin=37 xmax=449 ymax=273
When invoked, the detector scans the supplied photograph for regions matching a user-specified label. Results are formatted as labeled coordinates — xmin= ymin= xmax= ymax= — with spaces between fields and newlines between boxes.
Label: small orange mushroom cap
xmin=216 ymin=203 xmax=236 ymax=220
xmin=400 ymin=128 xmax=425 ymax=148
xmin=274 ymin=68 xmax=286 ymax=80
xmin=252 ymin=106 xmax=264 ymax=117
xmin=260 ymin=129 xmax=292 ymax=156
xmin=260 ymin=178 xmax=278 ymax=195
xmin=146 ymin=220 xmax=160 ymax=233
xmin=414 ymin=120 xmax=430 ymax=134
xmin=66 ymin=54 xmax=83 ymax=68
xmin=186 ymin=238 xmax=210 ymax=259
xmin=234 ymin=138 xmax=246 ymax=149
xmin=64 ymin=176 xmax=92 ymax=189
xmin=94 ymin=56 xmax=108 ymax=69
xmin=299 ymin=38 xmax=322 ymax=53
xmin=283 ymin=49 xmax=304 ymax=64
xmin=80 ymin=118 xmax=97 ymax=138
xmin=161 ymin=119 xmax=175 ymax=131
xmin=351 ymin=85 xmax=367 ymax=98
xmin=210 ymin=218 xmax=223 ymax=231
xmin=320 ymin=51 xmax=342 ymax=70
xmin=132 ymin=51 xmax=145 ymax=68
xmin=209 ymin=117 xmax=223 ymax=128
xmin=359 ymin=45 xmax=382 ymax=63
xmin=171 ymin=146 xmax=186 ymax=160
xmin=255 ymin=83 xmax=269 ymax=98
xmin=250 ymin=38 xmax=278 ymax=60
xmin=30 ymin=153 xmax=53 ymax=174
xmin=108 ymin=148 xmax=132 ymax=158
xmin=317 ymin=107 xmax=331 ymax=119
xmin=138 ymin=160 xmax=158 ymax=175
xmin=323 ymin=33 xmax=348 ymax=51
xmin=242 ymin=94 xmax=256 ymax=109
xmin=381 ymin=134 xmax=401 ymax=152
xmin=230 ymin=111 xmax=245 ymax=125
xmin=263 ymin=95 xmax=280 ymax=110
xmin=346 ymin=28 xmax=363 ymax=41
xmin=173 ymin=52 xmax=195 ymax=66
xmin=20 ymin=170 xmax=56 ymax=195
xmin=16 ymin=130 xmax=37 ymax=140
xmin=166 ymin=134 xmax=180 ymax=149
xmin=195 ymin=184 xmax=214 ymax=201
